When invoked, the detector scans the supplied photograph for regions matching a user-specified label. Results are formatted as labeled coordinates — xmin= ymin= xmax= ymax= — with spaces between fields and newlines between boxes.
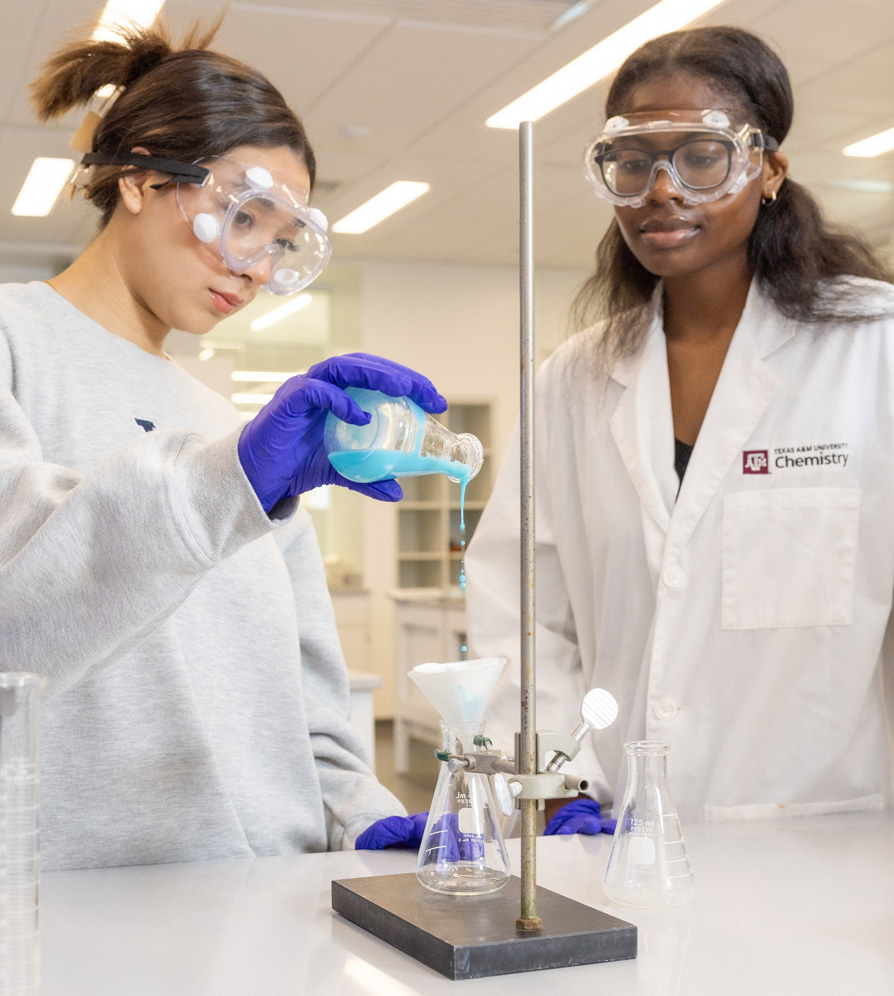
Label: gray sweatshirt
xmin=0 ymin=281 xmax=404 ymax=870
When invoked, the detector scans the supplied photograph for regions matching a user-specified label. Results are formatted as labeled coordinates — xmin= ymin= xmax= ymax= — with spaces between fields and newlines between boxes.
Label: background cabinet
xmin=330 ymin=589 xmax=382 ymax=770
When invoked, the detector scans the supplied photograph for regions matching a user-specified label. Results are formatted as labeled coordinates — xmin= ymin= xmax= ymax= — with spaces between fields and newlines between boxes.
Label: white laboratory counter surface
xmin=39 ymin=810 xmax=893 ymax=995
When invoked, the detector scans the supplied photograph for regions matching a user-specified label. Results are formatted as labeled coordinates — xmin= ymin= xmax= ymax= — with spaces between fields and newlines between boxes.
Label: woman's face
xmin=609 ymin=73 xmax=777 ymax=284
xmin=119 ymin=144 xmax=313 ymax=337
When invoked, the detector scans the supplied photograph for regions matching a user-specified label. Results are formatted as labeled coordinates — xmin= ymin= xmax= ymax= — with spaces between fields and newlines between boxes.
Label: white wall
xmin=0 ymin=259 xmax=66 ymax=284
xmin=350 ymin=257 xmax=590 ymax=715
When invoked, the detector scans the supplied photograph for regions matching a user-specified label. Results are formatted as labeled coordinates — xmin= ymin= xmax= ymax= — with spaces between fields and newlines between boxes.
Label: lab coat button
xmin=655 ymin=699 xmax=678 ymax=721
xmin=663 ymin=565 xmax=685 ymax=588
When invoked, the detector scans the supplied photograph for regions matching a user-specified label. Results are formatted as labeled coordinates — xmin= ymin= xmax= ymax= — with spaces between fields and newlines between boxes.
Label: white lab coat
xmin=466 ymin=277 xmax=894 ymax=823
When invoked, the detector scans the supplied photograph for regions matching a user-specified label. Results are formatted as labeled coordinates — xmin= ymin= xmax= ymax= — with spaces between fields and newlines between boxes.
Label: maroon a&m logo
xmin=743 ymin=450 xmax=769 ymax=474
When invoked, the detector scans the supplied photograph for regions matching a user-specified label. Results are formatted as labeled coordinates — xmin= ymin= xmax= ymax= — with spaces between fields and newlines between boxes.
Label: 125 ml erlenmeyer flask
xmin=0 ymin=672 xmax=48 ymax=994
xmin=416 ymin=721 xmax=510 ymax=895
xmin=324 ymin=388 xmax=483 ymax=484
xmin=603 ymin=741 xmax=693 ymax=908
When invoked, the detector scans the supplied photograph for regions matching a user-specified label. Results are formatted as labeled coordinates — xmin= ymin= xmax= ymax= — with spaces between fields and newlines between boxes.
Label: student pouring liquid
xmin=466 ymin=25 xmax=894 ymax=833
xmin=0 ymin=23 xmax=445 ymax=869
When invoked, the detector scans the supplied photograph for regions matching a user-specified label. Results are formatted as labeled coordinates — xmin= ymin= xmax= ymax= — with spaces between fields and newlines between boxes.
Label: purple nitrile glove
xmin=355 ymin=812 xmax=429 ymax=850
xmin=237 ymin=352 xmax=447 ymax=512
xmin=423 ymin=812 xmax=485 ymax=864
xmin=544 ymin=798 xmax=617 ymax=836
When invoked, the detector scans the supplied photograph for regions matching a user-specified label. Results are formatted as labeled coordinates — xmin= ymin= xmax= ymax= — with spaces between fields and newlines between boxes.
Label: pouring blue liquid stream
xmin=325 ymin=391 xmax=480 ymax=633
xmin=328 ymin=450 xmax=471 ymax=592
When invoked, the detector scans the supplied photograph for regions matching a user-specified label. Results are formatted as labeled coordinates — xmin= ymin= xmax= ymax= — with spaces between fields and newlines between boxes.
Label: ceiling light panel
xmin=824 ymin=178 xmax=893 ymax=193
xmin=250 ymin=293 xmax=313 ymax=331
xmin=486 ymin=0 xmax=729 ymax=128
xmin=93 ymin=0 xmax=167 ymax=40
xmin=247 ymin=1 xmax=592 ymax=32
xmin=843 ymin=127 xmax=894 ymax=158
xmin=332 ymin=182 xmax=430 ymax=234
xmin=12 ymin=158 xmax=75 ymax=217
xmin=231 ymin=371 xmax=297 ymax=383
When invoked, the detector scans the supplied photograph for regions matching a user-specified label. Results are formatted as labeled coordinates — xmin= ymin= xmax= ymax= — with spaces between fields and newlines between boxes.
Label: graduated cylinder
xmin=0 ymin=673 xmax=47 ymax=995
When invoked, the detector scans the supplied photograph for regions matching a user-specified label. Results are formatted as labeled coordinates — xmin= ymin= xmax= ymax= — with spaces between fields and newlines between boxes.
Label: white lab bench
xmin=38 ymin=810 xmax=893 ymax=994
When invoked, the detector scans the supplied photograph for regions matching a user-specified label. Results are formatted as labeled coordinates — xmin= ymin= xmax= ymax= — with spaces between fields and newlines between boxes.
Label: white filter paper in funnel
xmin=408 ymin=657 xmax=506 ymax=725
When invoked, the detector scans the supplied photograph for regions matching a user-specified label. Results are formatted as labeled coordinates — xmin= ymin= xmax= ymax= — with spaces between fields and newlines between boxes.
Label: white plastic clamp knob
xmin=193 ymin=213 xmax=220 ymax=244
xmin=580 ymin=687 xmax=619 ymax=731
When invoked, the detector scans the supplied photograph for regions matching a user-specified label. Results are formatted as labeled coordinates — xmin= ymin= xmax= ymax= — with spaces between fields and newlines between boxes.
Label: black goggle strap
xmin=752 ymin=132 xmax=779 ymax=152
xmin=80 ymin=152 xmax=210 ymax=188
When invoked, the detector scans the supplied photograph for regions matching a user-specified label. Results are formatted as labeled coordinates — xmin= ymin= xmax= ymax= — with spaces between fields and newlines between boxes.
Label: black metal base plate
xmin=331 ymin=873 xmax=637 ymax=981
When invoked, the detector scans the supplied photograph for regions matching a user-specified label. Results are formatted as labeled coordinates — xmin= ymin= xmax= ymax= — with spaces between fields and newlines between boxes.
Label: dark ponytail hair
xmin=31 ymin=23 xmax=316 ymax=229
xmin=572 ymin=25 xmax=894 ymax=358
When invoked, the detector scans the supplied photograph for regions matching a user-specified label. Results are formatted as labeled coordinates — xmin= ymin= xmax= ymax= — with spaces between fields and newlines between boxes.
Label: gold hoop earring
xmin=761 ymin=190 xmax=777 ymax=206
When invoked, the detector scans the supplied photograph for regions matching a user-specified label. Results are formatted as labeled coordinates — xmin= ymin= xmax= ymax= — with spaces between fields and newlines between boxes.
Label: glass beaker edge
xmin=623 ymin=740 xmax=669 ymax=755
xmin=447 ymin=433 xmax=484 ymax=482
xmin=0 ymin=673 xmax=48 ymax=690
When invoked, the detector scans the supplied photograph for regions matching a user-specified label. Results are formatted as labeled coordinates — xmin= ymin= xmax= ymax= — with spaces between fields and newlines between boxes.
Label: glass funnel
xmin=603 ymin=741 xmax=693 ymax=908
xmin=415 ymin=721 xmax=510 ymax=895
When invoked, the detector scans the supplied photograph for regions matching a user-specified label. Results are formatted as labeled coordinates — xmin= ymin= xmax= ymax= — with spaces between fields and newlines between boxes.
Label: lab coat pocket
xmin=721 ymin=488 xmax=860 ymax=629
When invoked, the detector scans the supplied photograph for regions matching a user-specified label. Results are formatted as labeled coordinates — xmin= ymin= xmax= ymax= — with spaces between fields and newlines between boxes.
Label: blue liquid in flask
xmin=327 ymin=449 xmax=472 ymax=484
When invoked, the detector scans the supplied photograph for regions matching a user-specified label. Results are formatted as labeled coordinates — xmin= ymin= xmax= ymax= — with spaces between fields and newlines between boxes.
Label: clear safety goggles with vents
xmin=583 ymin=109 xmax=778 ymax=208
xmin=81 ymin=151 xmax=332 ymax=294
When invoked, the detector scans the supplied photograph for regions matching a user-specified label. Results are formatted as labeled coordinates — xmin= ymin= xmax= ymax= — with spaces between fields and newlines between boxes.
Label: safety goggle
xmin=80 ymin=151 xmax=332 ymax=295
xmin=583 ymin=109 xmax=778 ymax=207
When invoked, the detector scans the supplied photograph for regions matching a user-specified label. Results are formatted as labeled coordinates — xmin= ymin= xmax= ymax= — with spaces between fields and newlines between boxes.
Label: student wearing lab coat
xmin=466 ymin=26 xmax=894 ymax=828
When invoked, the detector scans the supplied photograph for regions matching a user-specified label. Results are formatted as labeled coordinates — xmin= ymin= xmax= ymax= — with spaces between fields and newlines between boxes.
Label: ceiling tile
xmin=301 ymin=21 xmax=538 ymax=155
xmin=0 ymin=0 xmax=893 ymax=268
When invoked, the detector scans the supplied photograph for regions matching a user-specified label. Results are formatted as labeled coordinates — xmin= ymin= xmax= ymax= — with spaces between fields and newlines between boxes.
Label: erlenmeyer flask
xmin=416 ymin=721 xmax=510 ymax=895
xmin=324 ymin=388 xmax=483 ymax=484
xmin=603 ymin=741 xmax=693 ymax=908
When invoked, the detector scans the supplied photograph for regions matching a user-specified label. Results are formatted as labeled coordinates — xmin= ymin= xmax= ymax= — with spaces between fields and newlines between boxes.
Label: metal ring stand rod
xmin=516 ymin=120 xmax=541 ymax=932
xmin=329 ymin=119 xmax=637 ymax=978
